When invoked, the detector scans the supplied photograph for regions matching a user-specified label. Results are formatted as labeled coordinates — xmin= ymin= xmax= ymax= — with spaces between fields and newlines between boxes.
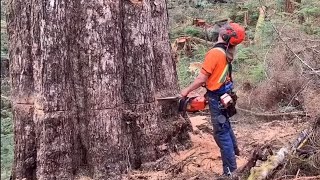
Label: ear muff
xmin=222 ymin=33 xmax=230 ymax=42
xmin=219 ymin=22 xmax=245 ymax=45
xmin=220 ymin=25 xmax=237 ymax=43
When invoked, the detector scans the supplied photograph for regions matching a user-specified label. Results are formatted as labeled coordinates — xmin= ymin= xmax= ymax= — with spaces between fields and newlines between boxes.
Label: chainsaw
xmin=156 ymin=92 xmax=237 ymax=116
xmin=156 ymin=96 xmax=208 ymax=113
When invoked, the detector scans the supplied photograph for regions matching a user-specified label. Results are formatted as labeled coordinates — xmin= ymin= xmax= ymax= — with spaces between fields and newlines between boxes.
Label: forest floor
xmin=124 ymin=107 xmax=308 ymax=180
xmin=2 ymin=1 xmax=319 ymax=179
xmin=119 ymin=87 xmax=313 ymax=180
xmin=75 ymin=84 xmax=316 ymax=180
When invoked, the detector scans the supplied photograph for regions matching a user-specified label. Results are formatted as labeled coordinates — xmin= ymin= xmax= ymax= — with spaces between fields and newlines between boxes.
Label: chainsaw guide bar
xmin=155 ymin=96 xmax=180 ymax=100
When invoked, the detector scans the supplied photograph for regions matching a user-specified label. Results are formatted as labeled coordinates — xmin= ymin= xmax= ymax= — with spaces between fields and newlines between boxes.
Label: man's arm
xmin=180 ymin=72 xmax=209 ymax=97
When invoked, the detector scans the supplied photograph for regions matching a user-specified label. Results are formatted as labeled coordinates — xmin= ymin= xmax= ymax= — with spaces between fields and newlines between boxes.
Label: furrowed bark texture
xmin=7 ymin=0 xmax=191 ymax=179
xmin=7 ymin=1 xmax=36 ymax=179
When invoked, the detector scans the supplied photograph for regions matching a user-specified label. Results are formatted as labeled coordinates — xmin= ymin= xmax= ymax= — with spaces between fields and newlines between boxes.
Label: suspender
xmin=212 ymin=43 xmax=233 ymax=83
xmin=228 ymin=61 xmax=232 ymax=82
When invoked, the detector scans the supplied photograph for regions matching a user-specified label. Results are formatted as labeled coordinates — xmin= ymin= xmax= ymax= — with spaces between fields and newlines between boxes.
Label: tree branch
xmin=290 ymin=175 xmax=320 ymax=180
xmin=271 ymin=24 xmax=320 ymax=77
xmin=257 ymin=0 xmax=320 ymax=77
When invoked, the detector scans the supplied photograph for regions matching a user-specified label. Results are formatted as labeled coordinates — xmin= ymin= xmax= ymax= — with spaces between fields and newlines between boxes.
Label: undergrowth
xmin=299 ymin=0 xmax=320 ymax=36
xmin=1 ymin=0 xmax=7 ymax=59
xmin=1 ymin=1 xmax=13 ymax=179
xmin=1 ymin=79 xmax=13 ymax=180
xmin=177 ymin=45 xmax=209 ymax=88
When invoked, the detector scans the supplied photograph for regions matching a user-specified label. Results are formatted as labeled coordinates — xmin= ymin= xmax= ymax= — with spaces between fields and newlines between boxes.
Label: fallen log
xmin=189 ymin=36 xmax=214 ymax=47
xmin=236 ymin=106 xmax=308 ymax=121
xmin=237 ymin=144 xmax=273 ymax=177
xmin=192 ymin=18 xmax=228 ymax=42
xmin=247 ymin=125 xmax=314 ymax=180
xmin=247 ymin=147 xmax=288 ymax=180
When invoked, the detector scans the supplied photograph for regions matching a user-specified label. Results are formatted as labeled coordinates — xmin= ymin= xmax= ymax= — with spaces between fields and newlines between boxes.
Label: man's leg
xmin=228 ymin=124 xmax=240 ymax=156
xmin=208 ymin=97 xmax=237 ymax=175
xmin=214 ymin=124 xmax=237 ymax=174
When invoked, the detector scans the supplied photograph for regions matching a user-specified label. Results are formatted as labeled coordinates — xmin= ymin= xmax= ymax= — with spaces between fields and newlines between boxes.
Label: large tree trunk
xmin=7 ymin=0 xmax=191 ymax=179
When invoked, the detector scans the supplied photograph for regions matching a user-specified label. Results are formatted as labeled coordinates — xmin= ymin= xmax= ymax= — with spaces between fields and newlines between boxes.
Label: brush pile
xmin=270 ymin=116 xmax=320 ymax=179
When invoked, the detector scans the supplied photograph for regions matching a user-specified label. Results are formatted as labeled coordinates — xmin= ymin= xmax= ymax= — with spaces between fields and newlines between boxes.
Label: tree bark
xmin=7 ymin=1 xmax=36 ymax=179
xmin=7 ymin=0 xmax=191 ymax=179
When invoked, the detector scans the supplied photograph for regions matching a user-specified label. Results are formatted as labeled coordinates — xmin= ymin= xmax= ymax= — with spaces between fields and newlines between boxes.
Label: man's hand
xmin=180 ymin=88 xmax=190 ymax=97
xmin=180 ymin=72 xmax=209 ymax=97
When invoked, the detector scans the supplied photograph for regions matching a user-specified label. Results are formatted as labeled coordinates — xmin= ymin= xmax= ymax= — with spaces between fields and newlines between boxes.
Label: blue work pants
xmin=206 ymin=92 xmax=238 ymax=175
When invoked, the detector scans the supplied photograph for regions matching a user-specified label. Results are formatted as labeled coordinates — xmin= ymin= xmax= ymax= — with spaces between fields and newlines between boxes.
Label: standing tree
xmin=7 ymin=0 xmax=191 ymax=179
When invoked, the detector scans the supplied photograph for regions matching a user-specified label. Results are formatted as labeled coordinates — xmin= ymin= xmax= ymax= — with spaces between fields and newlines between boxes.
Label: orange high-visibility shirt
xmin=200 ymin=48 xmax=230 ymax=91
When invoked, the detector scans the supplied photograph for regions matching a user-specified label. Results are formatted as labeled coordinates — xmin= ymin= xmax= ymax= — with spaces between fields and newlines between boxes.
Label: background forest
xmin=1 ymin=0 xmax=320 ymax=179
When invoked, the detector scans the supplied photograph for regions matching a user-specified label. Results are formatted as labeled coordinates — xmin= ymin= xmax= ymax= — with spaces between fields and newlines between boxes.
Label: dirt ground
xmin=127 ymin=112 xmax=306 ymax=180
xmin=77 ymin=87 xmax=308 ymax=180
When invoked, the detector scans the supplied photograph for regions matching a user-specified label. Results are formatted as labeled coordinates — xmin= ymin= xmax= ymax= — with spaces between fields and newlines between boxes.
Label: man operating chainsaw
xmin=180 ymin=22 xmax=245 ymax=176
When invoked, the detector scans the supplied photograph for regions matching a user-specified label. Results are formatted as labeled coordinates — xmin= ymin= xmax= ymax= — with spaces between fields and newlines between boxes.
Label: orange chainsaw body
xmin=185 ymin=96 xmax=208 ymax=112
xmin=156 ymin=95 xmax=208 ymax=113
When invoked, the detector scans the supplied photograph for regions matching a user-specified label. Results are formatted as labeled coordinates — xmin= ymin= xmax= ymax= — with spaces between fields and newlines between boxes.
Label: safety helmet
xmin=220 ymin=22 xmax=245 ymax=46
